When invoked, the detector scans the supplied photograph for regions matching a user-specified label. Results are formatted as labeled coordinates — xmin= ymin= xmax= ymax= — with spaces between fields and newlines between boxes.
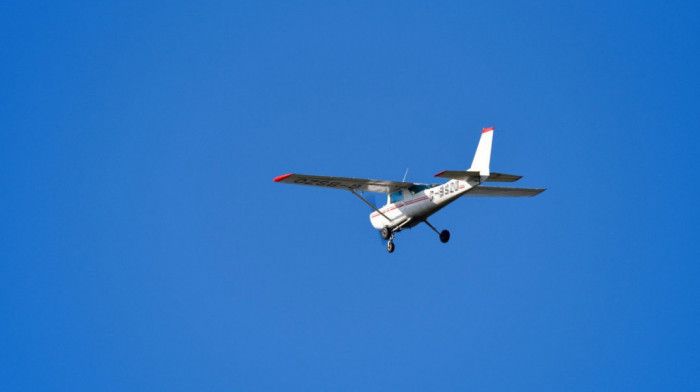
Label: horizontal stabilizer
xmin=482 ymin=172 xmax=523 ymax=182
xmin=461 ymin=186 xmax=545 ymax=197
xmin=434 ymin=171 xmax=522 ymax=182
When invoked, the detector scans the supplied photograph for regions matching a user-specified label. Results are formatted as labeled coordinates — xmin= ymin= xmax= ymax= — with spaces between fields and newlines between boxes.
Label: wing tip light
xmin=273 ymin=173 xmax=293 ymax=182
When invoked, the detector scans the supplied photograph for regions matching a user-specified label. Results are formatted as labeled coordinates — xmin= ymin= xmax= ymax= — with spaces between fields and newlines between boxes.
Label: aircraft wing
xmin=435 ymin=171 xmax=522 ymax=182
xmin=273 ymin=173 xmax=414 ymax=194
xmin=462 ymin=186 xmax=545 ymax=197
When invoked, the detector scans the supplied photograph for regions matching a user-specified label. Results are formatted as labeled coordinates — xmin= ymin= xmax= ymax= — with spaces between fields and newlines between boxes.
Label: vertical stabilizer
xmin=468 ymin=127 xmax=494 ymax=177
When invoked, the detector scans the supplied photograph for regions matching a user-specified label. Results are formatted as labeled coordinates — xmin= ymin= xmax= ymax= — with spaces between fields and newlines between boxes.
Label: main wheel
xmin=387 ymin=241 xmax=395 ymax=253
xmin=439 ymin=230 xmax=450 ymax=243
xmin=380 ymin=227 xmax=391 ymax=240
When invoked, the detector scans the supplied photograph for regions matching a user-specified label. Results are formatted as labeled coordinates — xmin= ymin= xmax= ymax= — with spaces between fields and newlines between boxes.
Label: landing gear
xmin=380 ymin=227 xmax=396 ymax=253
xmin=425 ymin=220 xmax=450 ymax=244
xmin=380 ymin=227 xmax=391 ymax=240
xmin=386 ymin=231 xmax=396 ymax=253
xmin=439 ymin=230 xmax=450 ymax=243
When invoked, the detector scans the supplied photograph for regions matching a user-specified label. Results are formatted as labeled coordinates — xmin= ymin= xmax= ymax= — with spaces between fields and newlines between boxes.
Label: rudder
xmin=468 ymin=127 xmax=494 ymax=176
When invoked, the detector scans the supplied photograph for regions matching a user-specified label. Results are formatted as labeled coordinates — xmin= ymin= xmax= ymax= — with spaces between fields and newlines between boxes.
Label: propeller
xmin=365 ymin=191 xmax=379 ymax=209
xmin=362 ymin=191 xmax=387 ymax=244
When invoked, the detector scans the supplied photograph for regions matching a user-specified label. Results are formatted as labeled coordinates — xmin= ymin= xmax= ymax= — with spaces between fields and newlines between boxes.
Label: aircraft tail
xmin=468 ymin=127 xmax=494 ymax=177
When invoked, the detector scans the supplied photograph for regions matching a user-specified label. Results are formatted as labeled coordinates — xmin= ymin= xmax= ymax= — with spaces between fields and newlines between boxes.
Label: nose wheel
xmin=385 ymin=231 xmax=396 ymax=253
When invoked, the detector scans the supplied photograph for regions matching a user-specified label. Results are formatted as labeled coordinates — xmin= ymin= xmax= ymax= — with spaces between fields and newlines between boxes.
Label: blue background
xmin=2 ymin=1 xmax=699 ymax=390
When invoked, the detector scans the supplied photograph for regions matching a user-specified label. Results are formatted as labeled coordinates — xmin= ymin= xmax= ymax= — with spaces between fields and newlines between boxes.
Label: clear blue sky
xmin=2 ymin=1 xmax=699 ymax=390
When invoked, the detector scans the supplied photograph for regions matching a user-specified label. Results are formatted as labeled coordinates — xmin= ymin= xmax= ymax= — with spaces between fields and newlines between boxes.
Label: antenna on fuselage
xmin=402 ymin=168 xmax=409 ymax=182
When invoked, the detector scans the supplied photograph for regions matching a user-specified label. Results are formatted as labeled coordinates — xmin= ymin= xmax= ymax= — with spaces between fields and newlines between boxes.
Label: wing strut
xmin=349 ymin=189 xmax=392 ymax=222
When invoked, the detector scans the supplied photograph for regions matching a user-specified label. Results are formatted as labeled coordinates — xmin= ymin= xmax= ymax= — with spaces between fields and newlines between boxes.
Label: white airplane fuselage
xmin=369 ymin=178 xmax=479 ymax=231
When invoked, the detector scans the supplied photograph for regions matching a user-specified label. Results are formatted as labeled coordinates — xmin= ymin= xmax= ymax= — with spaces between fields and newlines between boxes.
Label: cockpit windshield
xmin=390 ymin=185 xmax=432 ymax=204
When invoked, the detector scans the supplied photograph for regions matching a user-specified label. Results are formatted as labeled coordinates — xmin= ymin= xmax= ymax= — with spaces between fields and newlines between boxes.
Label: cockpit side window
xmin=390 ymin=190 xmax=403 ymax=203
xmin=408 ymin=184 xmax=430 ymax=194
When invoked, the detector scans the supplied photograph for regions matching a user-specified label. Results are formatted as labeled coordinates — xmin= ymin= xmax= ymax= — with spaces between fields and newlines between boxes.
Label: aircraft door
xmin=400 ymin=189 xmax=414 ymax=213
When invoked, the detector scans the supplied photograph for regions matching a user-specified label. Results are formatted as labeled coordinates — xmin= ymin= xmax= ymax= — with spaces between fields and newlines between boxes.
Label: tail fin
xmin=468 ymin=127 xmax=494 ymax=177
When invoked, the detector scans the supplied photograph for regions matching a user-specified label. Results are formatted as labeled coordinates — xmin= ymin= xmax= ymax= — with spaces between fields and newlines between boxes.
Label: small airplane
xmin=273 ymin=127 xmax=545 ymax=253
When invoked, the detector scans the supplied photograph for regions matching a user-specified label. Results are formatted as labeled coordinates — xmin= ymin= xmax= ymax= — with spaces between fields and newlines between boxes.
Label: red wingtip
xmin=273 ymin=173 xmax=293 ymax=182
xmin=482 ymin=127 xmax=494 ymax=133
xmin=434 ymin=170 xmax=447 ymax=177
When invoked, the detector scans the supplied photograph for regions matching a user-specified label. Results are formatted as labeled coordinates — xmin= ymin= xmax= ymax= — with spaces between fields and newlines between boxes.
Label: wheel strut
xmin=425 ymin=220 xmax=450 ymax=244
